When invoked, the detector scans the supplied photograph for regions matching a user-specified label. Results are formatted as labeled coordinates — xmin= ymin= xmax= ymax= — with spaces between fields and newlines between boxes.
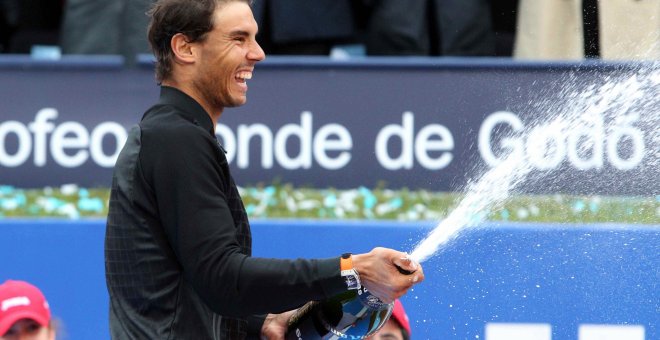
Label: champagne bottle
xmin=285 ymin=286 xmax=394 ymax=340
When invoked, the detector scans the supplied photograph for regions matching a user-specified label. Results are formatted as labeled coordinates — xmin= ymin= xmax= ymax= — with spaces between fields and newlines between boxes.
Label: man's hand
xmin=260 ymin=310 xmax=296 ymax=340
xmin=352 ymin=247 xmax=424 ymax=303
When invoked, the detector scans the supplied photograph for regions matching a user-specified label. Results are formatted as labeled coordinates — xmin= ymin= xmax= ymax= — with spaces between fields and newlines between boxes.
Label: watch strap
xmin=340 ymin=253 xmax=361 ymax=290
xmin=340 ymin=253 xmax=353 ymax=271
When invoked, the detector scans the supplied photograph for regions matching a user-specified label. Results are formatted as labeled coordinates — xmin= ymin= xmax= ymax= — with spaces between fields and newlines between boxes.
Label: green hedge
xmin=0 ymin=185 xmax=658 ymax=224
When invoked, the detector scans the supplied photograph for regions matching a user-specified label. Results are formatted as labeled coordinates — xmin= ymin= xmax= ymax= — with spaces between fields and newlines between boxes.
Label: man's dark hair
xmin=147 ymin=0 xmax=250 ymax=83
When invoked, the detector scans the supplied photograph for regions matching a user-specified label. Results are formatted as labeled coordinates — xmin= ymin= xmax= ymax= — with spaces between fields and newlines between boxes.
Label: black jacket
xmin=105 ymin=86 xmax=345 ymax=339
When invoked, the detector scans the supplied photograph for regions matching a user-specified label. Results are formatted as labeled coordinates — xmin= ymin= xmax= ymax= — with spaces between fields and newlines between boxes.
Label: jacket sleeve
xmin=143 ymin=125 xmax=345 ymax=316
xmin=246 ymin=314 xmax=266 ymax=338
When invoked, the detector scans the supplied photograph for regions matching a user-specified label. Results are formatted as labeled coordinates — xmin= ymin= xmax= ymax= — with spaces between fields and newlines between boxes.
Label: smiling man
xmin=104 ymin=1 xmax=423 ymax=339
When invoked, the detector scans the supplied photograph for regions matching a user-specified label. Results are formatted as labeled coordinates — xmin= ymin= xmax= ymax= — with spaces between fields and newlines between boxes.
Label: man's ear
xmin=170 ymin=33 xmax=196 ymax=64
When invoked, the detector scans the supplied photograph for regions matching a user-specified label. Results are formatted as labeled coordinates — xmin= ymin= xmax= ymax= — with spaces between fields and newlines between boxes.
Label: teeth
xmin=237 ymin=72 xmax=252 ymax=80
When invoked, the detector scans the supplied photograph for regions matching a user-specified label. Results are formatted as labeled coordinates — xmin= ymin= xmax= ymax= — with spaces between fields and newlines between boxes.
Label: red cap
xmin=391 ymin=299 xmax=411 ymax=335
xmin=0 ymin=280 xmax=51 ymax=336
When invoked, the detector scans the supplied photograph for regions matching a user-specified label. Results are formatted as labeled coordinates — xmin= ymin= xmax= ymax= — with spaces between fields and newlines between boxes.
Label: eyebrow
xmin=228 ymin=30 xmax=250 ymax=38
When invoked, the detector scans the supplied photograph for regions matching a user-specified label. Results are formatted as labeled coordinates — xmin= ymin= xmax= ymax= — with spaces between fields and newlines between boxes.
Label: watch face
xmin=343 ymin=271 xmax=360 ymax=290
xmin=341 ymin=269 xmax=360 ymax=290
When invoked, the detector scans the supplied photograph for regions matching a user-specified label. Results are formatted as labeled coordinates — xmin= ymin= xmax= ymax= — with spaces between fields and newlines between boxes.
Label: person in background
xmin=0 ymin=0 xmax=19 ymax=53
xmin=355 ymin=0 xmax=495 ymax=57
xmin=514 ymin=0 xmax=659 ymax=60
xmin=251 ymin=0 xmax=355 ymax=55
xmin=0 ymin=0 xmax=63 ymax=54
xmin=428 ymin=0 xmax=495 ymax=56
xmin=60 ymin=0 xmax=154 ymax=66
xmin=372 ymin=299 xmax=411 ymax=340
xmin=352 ymin=0 xmax=429 ymax=56
xmin=0 ymin=280 xmax=56 ymax=340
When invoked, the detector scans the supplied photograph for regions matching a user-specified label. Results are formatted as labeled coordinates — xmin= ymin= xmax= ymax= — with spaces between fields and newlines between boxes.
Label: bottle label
xmin=358 ymin=287 xmax=389 ymax=310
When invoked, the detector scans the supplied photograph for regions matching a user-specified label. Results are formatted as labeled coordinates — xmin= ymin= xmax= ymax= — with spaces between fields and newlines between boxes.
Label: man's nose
xmin=248 ymin=40 xmax=266 ymax=61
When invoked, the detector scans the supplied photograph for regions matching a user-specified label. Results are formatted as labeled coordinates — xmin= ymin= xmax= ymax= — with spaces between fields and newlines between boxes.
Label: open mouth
xmin=235 ymin=71 xmax=252 ymax=83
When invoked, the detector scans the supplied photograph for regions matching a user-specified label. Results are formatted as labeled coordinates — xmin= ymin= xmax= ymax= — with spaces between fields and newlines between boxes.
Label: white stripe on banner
xmin=485 ymin=323 xmax=646 ymax=340
xmin=485 ymin=323 xmax=552 ymax=340
xmin=578 ymin=324 xmax=645 ymax=340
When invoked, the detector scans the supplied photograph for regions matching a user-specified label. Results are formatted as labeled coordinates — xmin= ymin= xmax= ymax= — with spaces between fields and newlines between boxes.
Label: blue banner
xmin=1 ymin=57 xmax=657 ymax=195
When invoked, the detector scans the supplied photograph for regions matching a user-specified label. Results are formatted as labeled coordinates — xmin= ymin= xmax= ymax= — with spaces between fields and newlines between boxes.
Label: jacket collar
xmin=157 ymin=86 xmax=215 ymax=135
